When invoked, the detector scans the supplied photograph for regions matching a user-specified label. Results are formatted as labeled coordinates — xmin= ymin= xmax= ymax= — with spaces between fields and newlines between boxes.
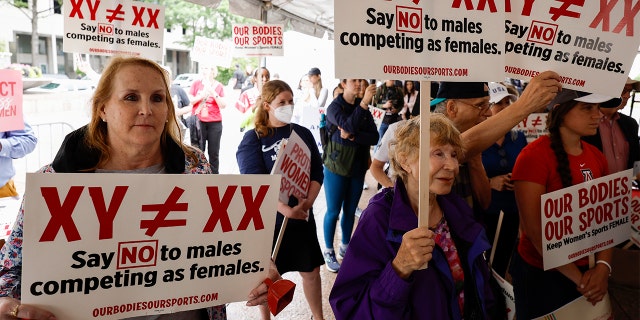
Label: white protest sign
xmin=232 ymin=24 xmax=284 ymax=57
xmin=541 ymin=169 xmax=632 ymax=270
xmin=513 ymin=112 xmax=548 ymax=143
xmin=335 ymin=1 xmax=504 ymax=81
xmin=370 ymin=106 xmax=385 ymax=129
xmin=271 ymin=131 xmax=311 ymax=204
xmin=294 ymin=106 xmax=324 ymax=155
xmin=505 ymin=2 xmax=640 ymax=96
xmin=533 ymin=294 xmax=612 ymax=320
xmin=0 ymin=70 xmax=23 ymax=131
xmin=491 ymin=270 xmax=515 ymax=320
xmin=62 ymin=0 xmax=164 ymax=60
xmin=191 ymin=36 xmax=233 ymax=67
xmin=22 ymin=173 xmax=279 ymax=319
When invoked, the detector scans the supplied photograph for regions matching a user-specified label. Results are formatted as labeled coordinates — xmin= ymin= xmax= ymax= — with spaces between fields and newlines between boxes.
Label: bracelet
xmin=596 ymin=260 xmax=612 ymax=276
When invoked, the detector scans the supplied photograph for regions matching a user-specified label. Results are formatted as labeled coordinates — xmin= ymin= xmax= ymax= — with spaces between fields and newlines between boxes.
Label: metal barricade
xmin=17 ymin=122 xmax=75 ymax=173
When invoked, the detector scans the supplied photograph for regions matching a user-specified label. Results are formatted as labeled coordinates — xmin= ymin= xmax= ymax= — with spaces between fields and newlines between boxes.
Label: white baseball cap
xmin=488 ymin=82 xmax=517 ymax=104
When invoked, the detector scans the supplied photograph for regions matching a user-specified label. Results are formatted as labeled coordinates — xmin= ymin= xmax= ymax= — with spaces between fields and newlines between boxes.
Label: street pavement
xmin=12 ymin=89 xmax=380 ymax=320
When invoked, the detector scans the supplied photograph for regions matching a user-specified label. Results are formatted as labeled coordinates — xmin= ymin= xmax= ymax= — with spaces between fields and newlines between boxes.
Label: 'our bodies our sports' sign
xmin=22 ymin=173 xmax=279 ymax=319
xmin=504 ymin=1 xmax=640 ymax=96
xmin=63 ymin=0 xmax=165 ymax=60
xmin=232 ymin=24 xmax=284 ymax=57
xmin=541 ymin=169 xmax=632 ymax=270
xmin=335 ymin=0 xmax=505 ymax=81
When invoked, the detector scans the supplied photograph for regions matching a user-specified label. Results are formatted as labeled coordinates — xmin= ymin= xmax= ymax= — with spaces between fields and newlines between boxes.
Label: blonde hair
xmin=253 ymin=80 xmax=293 ymax=138
xmin=85 ymin=56 xmax=195 ymax=170
xmin=389 ymin=114 xmax=463 ymax=182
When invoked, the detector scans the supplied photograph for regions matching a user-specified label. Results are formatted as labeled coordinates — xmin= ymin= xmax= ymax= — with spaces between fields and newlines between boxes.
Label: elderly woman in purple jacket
xmin=329 ymin=115 xmax=503 ymax=319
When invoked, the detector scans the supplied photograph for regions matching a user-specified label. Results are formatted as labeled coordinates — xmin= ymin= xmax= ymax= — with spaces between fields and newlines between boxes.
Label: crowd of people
xmin=1 ymin=55 xmax=639 ymax=320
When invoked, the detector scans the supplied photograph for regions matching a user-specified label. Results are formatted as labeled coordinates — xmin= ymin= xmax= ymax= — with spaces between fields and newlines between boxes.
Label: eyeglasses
xmin=456 ymin=99 xmax=491 ymax=113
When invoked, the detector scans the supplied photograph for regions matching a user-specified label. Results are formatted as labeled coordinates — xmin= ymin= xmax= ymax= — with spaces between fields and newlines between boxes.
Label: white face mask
xmin=273 ymin=104 xmax=294 ymax=124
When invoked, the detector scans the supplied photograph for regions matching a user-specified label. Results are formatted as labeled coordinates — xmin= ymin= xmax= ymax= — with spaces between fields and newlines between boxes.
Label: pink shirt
xmin=599 ymin=112 xmax=628 ymax=174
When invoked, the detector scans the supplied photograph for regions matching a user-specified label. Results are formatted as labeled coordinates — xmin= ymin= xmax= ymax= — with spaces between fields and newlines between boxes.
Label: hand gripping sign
xmin=22 ymin=173 xmax=279 ymax=319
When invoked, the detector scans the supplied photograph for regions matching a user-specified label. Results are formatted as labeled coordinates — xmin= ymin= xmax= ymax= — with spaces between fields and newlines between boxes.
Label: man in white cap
xmin=481 ymin=82 xmax=527 ymax=277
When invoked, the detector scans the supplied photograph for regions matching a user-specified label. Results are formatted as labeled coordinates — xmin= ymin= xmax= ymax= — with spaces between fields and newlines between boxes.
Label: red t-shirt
xmin=511 ymin=135 xmax=608 ymax=269
xmin=189 ymin=79 xmax=224 ymax=122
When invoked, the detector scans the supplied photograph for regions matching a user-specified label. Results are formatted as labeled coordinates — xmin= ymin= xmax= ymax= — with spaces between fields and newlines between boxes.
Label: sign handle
xmin=417 ymin=80 xmax=432 ymax=269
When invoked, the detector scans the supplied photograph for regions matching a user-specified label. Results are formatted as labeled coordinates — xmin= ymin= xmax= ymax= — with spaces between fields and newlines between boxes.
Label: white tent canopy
xmin=185 ymin=0 xmax=334 ymax=38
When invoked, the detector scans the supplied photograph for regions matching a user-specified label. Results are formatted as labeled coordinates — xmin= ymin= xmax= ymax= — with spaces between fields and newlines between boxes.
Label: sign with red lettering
xmin=190 ymin=36 xmax=233 ymax=67
xmin=232 ymin=24 xmax=284 ymax=57
xmin=335 ymin=1 xmax=505 ymax=81
xmin=271 ymin=131 xmax=310 ymax=204
xmin=505 ymin=1 xmax=640 ymax=96
xmin=22 ymin=173 xmax=279 ymax=319
xmin=63 ymin=0 xmax=165 ymax=60
xmin=0 ymin=70 xmax=23 ymax=131
xmin=514 ymin=112 xmax=548 ymax=143
xmin=370 ymin=105 xmax=385 ymax=129
xmin=540 ymin=169 xmax=633 ymax=270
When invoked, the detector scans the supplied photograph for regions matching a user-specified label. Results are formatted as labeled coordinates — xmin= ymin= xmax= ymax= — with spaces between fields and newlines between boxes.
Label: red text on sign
xmin=132 ymin=6 xmax=160 ymax=29
xmin=117 ymin=240 xmax=158 ymax=269
xmin=396 ymin=6 xmax=422 ymax=34
xmin=69 ymin=0 xmax=100 ymax=20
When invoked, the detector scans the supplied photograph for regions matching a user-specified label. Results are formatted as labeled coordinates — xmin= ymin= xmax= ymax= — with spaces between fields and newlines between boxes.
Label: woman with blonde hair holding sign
xmin=511 ymin=89 xmax=616 ymax=319
xmin=236 ymin=80 xmax=325 ymax=320
xmin=0 ymin=56 xmax=280 ymax=320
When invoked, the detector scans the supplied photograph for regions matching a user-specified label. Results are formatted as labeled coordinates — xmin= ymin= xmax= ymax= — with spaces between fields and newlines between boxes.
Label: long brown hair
xmin=253 ymin=80 xmax=293 ymax=138
xmin=546 ymin=100 xmax=579 ymax=188
xmin=85 ymin=56 xmax=195 ymax=169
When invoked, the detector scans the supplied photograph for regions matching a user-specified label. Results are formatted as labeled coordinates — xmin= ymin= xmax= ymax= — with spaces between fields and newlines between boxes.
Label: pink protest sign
xmin=0 ymin=70 xmax=24 ymax=131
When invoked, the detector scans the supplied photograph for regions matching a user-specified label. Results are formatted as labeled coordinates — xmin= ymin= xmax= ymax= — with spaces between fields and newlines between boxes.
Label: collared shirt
xmin=599 ymin=112 xmax=628 ymax=174
xmin=0 ymin=123 xmax=37 ymax=186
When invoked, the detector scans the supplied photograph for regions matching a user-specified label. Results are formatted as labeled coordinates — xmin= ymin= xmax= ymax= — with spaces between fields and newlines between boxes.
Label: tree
xmin=3 ymin=0 xmax=60 ymax=70
xmin=154 ymin=0 xmax=259 ymax=84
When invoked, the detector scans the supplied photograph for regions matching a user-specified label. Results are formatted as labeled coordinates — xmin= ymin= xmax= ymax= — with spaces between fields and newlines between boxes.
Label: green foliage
xmin=148 ymin=0 xmax=258 ymax=48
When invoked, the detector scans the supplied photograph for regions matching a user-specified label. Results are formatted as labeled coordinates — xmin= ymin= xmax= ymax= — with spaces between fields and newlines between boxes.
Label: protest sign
xmin=191 ymin=36 xmax=233 ymax=67
xmin=335 ymin=1 xmax=504 ymax=81
xmin=631 ymin=189 xmax=640 ymax=247
xmin=62 ymin=0 xmax=164 ymax=60
xmin=513 ymin=112 xmax=548 ymax=143
xmin=294 ymin=106 xmax=324 ymax=155
xmin=541 ymin=170 xmax=632 ymax=270
xmin=22 ymin=173 xmax=279 ymax=319
xmin=533 ymin=294 xmax=612 ymax=320
xmin=370 ymin=105 xmax=385 ymax=129
xmin=491 ymin=270 xmax=515 ymax=320
xmin=505 ymin=2 xmax=640 ymax=96
xmin=0 ymin=70 xmax=23 ymax=131
xmin=271 ymin=131 xmax=311 ymax=204
xmin=232 ymin=24 xmax=284 ymax=57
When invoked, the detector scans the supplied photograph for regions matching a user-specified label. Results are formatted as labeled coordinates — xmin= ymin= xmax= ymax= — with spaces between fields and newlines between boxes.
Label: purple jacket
xmin=329 ymin=182 xmax=497 ymax=320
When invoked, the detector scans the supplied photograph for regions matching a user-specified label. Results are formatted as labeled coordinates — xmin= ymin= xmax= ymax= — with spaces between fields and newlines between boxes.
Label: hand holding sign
xmin=0 ymin=297 xmax=56 ymax=320
xmin=513 ymin=70 xmax=562 ymax=113
xmin=390 ymin=227 xmax=436 ymax=279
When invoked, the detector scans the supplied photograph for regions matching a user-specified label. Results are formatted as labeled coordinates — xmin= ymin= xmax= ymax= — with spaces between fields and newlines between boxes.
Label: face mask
xmin=273 ymin=104 xmax=294 ymax=124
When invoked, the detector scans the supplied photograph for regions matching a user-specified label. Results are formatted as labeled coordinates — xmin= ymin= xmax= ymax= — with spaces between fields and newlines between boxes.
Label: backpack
xmin=319 ymin=113 xmax=333 ymax=148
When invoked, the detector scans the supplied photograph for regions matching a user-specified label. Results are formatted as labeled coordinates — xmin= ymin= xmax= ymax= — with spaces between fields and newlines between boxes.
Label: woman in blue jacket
xmin=322 ymin=79 xmax=379 ymax=273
